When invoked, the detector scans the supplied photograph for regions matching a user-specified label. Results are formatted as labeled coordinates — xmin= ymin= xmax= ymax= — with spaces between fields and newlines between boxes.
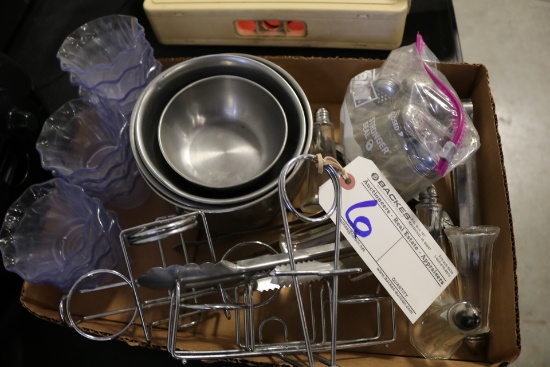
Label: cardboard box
xmin=20 ymin=57 xmax=520 ymax=366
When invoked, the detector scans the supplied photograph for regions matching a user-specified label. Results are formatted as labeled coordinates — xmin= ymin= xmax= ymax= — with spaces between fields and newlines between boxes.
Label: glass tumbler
xmin=57 ymin=15 xmax=149 ymax=85
xmin=0 ymin=178 xmax=122 ymax=292
xmin=36 ymin=99 xmax=150 ymax=209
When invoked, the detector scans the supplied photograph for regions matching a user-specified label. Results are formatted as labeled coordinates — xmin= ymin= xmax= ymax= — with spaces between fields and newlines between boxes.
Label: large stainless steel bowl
xmin=133 ymin=54 xmax=309 ymax=204
xmin=130 ymin=54 xmax=312 ymax=231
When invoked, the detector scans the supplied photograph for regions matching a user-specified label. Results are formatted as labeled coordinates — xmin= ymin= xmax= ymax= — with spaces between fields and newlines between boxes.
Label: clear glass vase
xmin=444 ymin=225 xmax=500 ymax=335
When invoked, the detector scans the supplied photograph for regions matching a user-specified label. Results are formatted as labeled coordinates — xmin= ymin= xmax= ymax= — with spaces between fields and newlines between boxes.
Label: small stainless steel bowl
xmin=158 ymin=75 xmax=287 ymax=191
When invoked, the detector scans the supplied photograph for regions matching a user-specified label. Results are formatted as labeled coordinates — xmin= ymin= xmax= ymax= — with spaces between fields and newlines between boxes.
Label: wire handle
xmin=278 ymin=153 xmax=346 ymax=366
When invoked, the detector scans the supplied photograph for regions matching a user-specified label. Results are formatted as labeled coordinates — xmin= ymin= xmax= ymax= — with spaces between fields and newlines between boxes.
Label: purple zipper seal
xmin=416 ymin=33 xmax=467 ymax=176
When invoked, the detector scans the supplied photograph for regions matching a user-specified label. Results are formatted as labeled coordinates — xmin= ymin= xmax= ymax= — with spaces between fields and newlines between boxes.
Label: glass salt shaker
xmin=300 ymin=107 xmax=337 ymax=214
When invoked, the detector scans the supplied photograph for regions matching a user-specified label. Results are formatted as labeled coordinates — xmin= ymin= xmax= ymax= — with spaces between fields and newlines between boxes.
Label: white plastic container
xmin=144 ymin=0 xmax=409 ymax=50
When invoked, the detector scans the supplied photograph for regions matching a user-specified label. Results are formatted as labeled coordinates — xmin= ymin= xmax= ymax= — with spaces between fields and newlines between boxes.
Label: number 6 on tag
xmin=345 ymin=200 xmax=377 ymax=238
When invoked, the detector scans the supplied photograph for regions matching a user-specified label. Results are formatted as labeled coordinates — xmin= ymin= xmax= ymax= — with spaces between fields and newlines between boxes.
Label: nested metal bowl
xmin=158 ymin=75 xmax=288 ymax=191
xmin=132 ymin=53 xmax=311 ymax=208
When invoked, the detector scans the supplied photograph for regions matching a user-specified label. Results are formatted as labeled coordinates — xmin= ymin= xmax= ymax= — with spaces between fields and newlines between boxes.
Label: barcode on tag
xmin=318 ymin=157 xmax=457 ymax=323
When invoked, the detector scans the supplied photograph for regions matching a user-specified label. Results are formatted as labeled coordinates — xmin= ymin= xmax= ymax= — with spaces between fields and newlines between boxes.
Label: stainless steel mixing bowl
xmin=158 ymin=75 xmax=287 ymax=191
xmin=132 ymin=53 xmax=310 ymax=207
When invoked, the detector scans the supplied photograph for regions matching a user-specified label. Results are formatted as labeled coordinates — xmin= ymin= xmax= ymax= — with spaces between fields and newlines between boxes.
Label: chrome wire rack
xmin=59 ymin=155 xmax=396 ymax=366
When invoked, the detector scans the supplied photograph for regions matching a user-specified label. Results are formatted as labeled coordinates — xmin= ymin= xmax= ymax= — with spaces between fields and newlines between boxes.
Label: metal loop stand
xmin=59 ymin=154 xmax=396 ymax=366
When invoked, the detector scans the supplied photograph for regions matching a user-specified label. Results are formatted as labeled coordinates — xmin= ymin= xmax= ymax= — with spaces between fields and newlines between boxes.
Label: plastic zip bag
xmin=340 ymin=34 xmax=480 ymax=201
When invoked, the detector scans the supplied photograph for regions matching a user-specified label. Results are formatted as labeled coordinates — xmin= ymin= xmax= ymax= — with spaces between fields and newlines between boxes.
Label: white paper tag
xmin=318 ymin=157 xmax=457 ymax=323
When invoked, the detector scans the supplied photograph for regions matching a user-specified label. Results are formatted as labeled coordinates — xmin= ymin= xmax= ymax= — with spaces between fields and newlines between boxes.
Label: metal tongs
xmin=138 ymin=239 xmax=354 ymax=290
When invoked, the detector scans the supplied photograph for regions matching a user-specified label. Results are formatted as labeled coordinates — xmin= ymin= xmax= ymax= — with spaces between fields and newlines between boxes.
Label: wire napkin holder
xmin=59 ymin=154 xmax=396 ymax=366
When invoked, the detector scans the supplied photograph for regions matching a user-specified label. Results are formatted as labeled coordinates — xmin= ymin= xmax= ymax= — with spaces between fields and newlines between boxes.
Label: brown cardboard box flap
xmin=20 ymin=56 xmax=519 ymax=366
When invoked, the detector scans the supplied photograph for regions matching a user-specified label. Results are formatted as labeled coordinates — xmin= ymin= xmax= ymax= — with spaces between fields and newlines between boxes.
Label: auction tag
xmin=318 ymin=157 xmax=457 ymax=323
